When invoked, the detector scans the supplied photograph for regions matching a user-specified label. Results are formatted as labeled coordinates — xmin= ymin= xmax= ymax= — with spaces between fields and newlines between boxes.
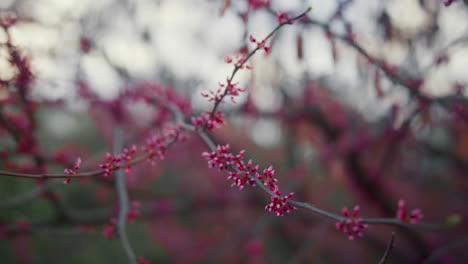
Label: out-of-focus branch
xmin=299 ymin=18 xmax=468 ymax=122
xmin=113 ymin=126 xmax=137 ymax=264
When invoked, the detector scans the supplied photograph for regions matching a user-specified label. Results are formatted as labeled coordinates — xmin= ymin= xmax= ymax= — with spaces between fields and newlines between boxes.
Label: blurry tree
xmin=0 ymin=0 xmax=468 ymax=263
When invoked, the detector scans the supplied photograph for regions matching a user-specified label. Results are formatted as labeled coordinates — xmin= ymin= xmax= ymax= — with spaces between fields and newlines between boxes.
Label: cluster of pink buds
xmin=142 ymin=127 xmax=182 ymax=165
xmin=99 ymin=145 xmax=136 ymax=176
xmin=201 ymin=86 xmax=224 ymax=103
xmin=265 ymin=192 xmax=297 ymax=216
xmin=121 ymin=145 xmax=137 ymax=173
xmin=249 ymin=35 xmax=272 ymax=54
xmin=336 ymin=205 xmax=369 ymax=240
xmin=99 ymin=153 xmax=123 ymax=177
xmin=203 ymin=145 xmax=296 ymax=216
xmin=275 ymin=12 xmax=294 ymax=24
xmin=256 ymin=166 xmax=280 ymax=195
xmin=228 ymin=159 xmax=259 ymax=190
xmin=201 ymin=78 xmax=246 ymax=104
xmin=225 ymin=78 xmax=247 ymax=103
xmin=224 ymin=54 xmax=254 ymax=70
xmin=142 ymin=135 xmax=168 ymax=166
xmin=203 ymin=144 xmax=242 ymax=171
xmin=203 ymin=144 xmax=258 ymax=190
xmin=127 ymin=200 xmax=142 ymax=222
xmin=102 ymin=218 xmax=117 ymax=239
xmin=396 ymin=199 xmax=423 ymax=224
xmin=63 ymin=157 xmax=82 ymax=184
xmin=192 ymin=111 xmax=226 ymax=130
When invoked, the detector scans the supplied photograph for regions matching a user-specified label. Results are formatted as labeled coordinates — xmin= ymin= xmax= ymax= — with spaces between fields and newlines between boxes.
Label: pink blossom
xmin=63 ymin=157 xmax=82 ymax=184
xmin=396 ymin=199 xmax=423 ymax=224
xmin=265 ymin=192 xmax=297 ymax=216
xmin=192 ymin=111 xmax=226 ymax=130
xmin=335 ymin=205 xmax=368 ymax=240
xmin=203 ymin=145 xmax=273 ymax=191
xmin=99 ymin=153 xmax=122 ymax=176
xmin=142 ymin=131 xmax=178 ymax=166
xmin=256 ymin=166 xmax=279 ymax=194
xmin=228 ymin=159 xmax=258 ymax=190
xmin=202 ymin=144 xmax=236 ymax=171
xmin=276 ymin=12 xmax=294 ymax=24
xmin=122 ymin=145 xmax=137 ymax=173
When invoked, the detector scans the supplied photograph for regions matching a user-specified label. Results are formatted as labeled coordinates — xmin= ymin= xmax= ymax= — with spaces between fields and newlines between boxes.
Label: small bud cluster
xmin=249 ymin=35 xmax=272 ymax=54
xmin=201 ymin=86 xmax=224 ymax=103
xmin=228 ymin=159 xmax=258 ymax=190
xmin=63 ymin=157 xmax=82 ymax=184
xmin=203 ymin=144 xmax=242 ymax=171
xmin=192 ymin=111 xmax=226 ymax=130
xmin=99 ymin=145 xmax=136 ymax=177
xmin=203 ymin=144 xmax=296 ymax=215
xmin=256 ymin=166 xmax=279 ymax=194
xmin=142 ymin=127 xmax=182 ymax=165
xmin=275 ymin=12 xmax=294 ymax=24
xmin=336 ymin=205 xmax=369 ymax=240
xmin=121 ymin=145 xmax=137 ymax=173
xmin=201 ymin=78 xmax=247 ymax=104
xmin=265 ymin=192 xmax=297 ymax=216
xmin=224 ymin=54 xmax=254 ymax=70
xmin=396 ymin=199 xmax=423 ymax=224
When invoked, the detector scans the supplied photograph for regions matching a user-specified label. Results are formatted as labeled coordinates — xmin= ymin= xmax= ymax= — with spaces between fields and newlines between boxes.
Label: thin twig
xmin=0 ymin=153 xmax=150 ymax=179
xmin=300 ymin=18 xmax=468 ymax=121
xmin=378 ymin=232 xmax=395 ymax=264
xmin=206 ymin=7 xmax=312 ymax=124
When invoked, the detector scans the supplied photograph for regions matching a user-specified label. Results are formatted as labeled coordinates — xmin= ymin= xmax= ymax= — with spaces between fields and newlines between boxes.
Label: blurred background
xmin=0 ymin=0 xmax=467 ymax=263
